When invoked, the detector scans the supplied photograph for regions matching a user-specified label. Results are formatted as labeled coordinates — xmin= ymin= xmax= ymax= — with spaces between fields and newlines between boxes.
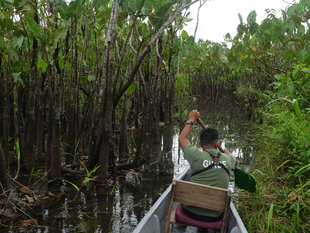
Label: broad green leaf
xmin=247 ymin=10 xmax=256 ymax=25
xmin=238 ymin=13 xmax=243 ymax=24
xmin=10 ymin=37 xmax=24 ymax=49
xmin=88 ymin=75 xmax=96 ymax=82
xmin=13 ymin=72 xmax=24 ymax=86
xmin=59 ymin=53 xmax=64 ymax=71
xmin=145 ymin=0 xmax=153 ymax=10
xmin=152 ymin=2 xmax=173 ymax=29
xmin=181 ymin=30 xmax=189 ymax=40
xmin=37 ymin=58 xmax=47 ymax=72
xmin=283 ymin=19 xmax=295 ymax=34
xmin=274 ymin=74 xmax=284 ymax=81
xmin=55 ymin=25 xmax=68 ymax=43
xmin=26 ymin=15 xmax=40 ymax=39
xmin=12 ymin=60 xmax=22 ymax=72
xmin=68 ymin=0 xmax=83 ymax=20
xmin=128 ymin=0 xmax=137 ymax=13
xmin=297 ymin=24 xmax=305 ymax=36
xmin=65 ymin=61 xmax=71 ymax=72
xmin=135 ymin=0 xmax=144 ymax=11
xmin=299 ymin=49 xmax=308 ymax=63
xmin=54 ymin=0 xmax=69 ymax=19
xmin=16 ymin=37 xmax=24 ymax=48
xmin=249 ymin=23 xmax=258 ymax=35
xmin=126 ymin=84 xmax=136 ymax=95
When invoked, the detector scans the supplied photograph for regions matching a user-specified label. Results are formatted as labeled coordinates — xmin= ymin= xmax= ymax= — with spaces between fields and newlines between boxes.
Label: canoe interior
xmin=133 ymin=169 xmax=247 ymax=233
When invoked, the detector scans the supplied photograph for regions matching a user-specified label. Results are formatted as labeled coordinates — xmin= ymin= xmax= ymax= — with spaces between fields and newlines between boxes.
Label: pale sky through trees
xmin=184 ymin=0 xmax=296 ymax=43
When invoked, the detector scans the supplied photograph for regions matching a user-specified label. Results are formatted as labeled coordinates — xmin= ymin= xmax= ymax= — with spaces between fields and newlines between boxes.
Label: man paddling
xmin=179 ymin=109 xmax=237 ymax=222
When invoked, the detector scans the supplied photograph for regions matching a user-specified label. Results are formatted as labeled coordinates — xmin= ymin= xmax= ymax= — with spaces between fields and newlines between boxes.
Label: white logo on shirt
xmin=202 ymin=160 xmax=226 ymax=168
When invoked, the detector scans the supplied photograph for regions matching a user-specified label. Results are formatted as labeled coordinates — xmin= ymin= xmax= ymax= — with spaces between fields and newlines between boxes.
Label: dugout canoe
xmin=133 ymin=168 xmax=247 ymax=233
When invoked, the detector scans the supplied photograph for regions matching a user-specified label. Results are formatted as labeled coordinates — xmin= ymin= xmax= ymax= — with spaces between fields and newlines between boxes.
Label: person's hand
xmin=188 ymin=110 xmax=200 ymax=122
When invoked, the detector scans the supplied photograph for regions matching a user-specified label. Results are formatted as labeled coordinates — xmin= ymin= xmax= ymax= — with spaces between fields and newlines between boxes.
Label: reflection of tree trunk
xmin=96 ymin=186 xmax=115 ymax=228
xmin=0 ymin=145 xmax=11 ymax=192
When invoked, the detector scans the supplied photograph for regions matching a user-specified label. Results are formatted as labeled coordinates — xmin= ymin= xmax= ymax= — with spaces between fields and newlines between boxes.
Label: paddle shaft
xmin=196 ymin=118 xmax=225 ymax=153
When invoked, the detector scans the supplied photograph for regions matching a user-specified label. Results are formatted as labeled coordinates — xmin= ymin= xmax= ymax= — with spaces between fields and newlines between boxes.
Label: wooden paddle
xmin=196 ymin=118 xmax=257 ymax=193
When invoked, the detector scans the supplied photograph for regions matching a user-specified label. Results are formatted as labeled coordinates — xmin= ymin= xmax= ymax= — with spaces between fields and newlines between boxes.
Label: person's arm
xmin=179 ymin=110 xmax=200 ymax=151
xmin=222 ymin=149 xmax=238 ymax=167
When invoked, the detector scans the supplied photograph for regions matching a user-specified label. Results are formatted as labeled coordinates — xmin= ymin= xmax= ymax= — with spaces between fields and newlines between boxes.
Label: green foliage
xmin=240 ymin=62 xmax=310 ymax=231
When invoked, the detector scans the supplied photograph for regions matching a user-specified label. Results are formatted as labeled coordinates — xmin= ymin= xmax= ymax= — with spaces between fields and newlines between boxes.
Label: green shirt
xmin=183 ymin=144 xmax=235 ymax=218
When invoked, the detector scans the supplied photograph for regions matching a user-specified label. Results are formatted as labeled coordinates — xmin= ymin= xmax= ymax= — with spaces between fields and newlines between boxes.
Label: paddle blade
xmin=234 ymin=167 xmax=256 ymax=193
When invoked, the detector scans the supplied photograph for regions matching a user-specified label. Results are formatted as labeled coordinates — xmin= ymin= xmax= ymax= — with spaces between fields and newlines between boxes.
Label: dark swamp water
xmin=2 ymin=94 xmax=255 ymax=233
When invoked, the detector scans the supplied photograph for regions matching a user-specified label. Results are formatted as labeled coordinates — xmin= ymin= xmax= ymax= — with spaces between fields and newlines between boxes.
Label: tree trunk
xmin=49 ymin=116 xmax=61 ymax=179
xmin=118 ymin=95 xmax=128 ymax=161
xmin=0 ymin=145 xmax=11 ymax=193
xmin=23 ymin=0 xmax=39 ymax=170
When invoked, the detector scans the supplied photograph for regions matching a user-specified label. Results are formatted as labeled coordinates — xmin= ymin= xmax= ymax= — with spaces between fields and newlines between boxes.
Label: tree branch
xmin=115 ymin=0 xmax=200 ymax=104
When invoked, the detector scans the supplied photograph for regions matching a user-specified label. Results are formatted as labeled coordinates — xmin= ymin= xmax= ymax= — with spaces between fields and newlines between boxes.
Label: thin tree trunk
xmin=23 ymin=0 xmax=39 ymax=170
xmin=118 ymin=95 xmax=128 ymax=161
xmin=0 ymin=145 xmax=11 ymax=193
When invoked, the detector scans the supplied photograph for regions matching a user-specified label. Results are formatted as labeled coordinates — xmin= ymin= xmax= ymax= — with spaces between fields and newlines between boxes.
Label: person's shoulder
xmin=184 ymin=144 xmax=200 ymax=154
xmin=184 ymin=144 xmax=195 ymax=150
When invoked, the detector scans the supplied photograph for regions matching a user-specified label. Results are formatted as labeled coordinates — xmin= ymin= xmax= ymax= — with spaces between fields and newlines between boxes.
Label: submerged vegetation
xmin=0 ymin=0 xmax=309 ymax=231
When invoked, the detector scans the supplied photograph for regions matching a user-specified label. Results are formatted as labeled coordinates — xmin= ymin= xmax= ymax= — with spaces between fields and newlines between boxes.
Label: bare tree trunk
xmin=93 ymin=0 xmax=120 ymax=183
xmin=118 ymin=95 xmax=128 ymax=161
xmin=49 ymin=116 xmax=61 ymax=179
xmin=23 ymin=4 xmax=39 ymax=170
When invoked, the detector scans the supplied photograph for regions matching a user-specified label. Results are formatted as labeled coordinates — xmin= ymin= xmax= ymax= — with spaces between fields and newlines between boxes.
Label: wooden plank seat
xmin=165 ymin=180 xmax=231 ymax=233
